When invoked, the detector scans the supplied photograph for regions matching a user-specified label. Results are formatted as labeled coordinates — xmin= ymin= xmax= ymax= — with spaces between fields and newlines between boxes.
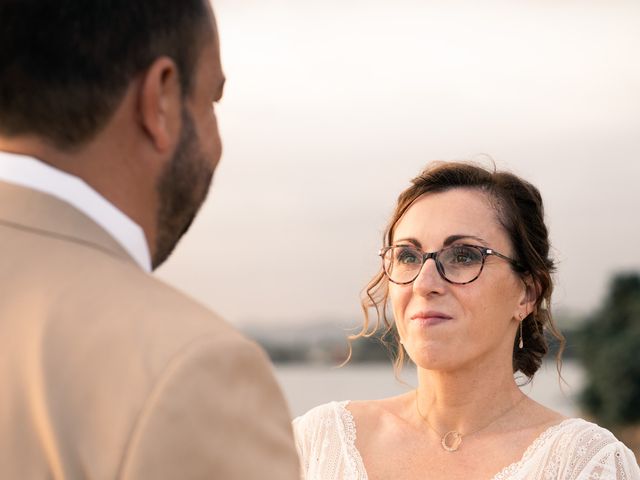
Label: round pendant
xmin=441 ymin=431 xmax=463 ymax=452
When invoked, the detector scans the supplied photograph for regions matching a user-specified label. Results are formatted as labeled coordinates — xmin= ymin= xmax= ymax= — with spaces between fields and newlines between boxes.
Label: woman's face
xmin=389 ymin=188 xmax=529 ymax=372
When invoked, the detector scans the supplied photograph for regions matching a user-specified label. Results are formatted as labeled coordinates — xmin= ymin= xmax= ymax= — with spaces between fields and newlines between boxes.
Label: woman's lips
xmin=410 ymin=311 xmax=452 ymax=326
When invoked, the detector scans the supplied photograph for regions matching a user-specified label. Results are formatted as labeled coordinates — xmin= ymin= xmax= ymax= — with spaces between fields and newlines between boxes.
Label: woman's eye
xmin=447 ymin=247 xmax=481 ymax=265
xmin=454 ymin=253 xmax=471 ymax=263
xmin=396 ymin=249 xmax=420 ymax=264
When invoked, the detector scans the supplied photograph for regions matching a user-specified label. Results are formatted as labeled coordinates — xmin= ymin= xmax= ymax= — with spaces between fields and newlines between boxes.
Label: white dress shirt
xmin=0 ymin=150 xmax=151 ymax=272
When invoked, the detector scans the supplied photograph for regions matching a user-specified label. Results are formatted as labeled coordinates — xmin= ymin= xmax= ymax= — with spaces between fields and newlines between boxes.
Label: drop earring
xmin=518 ymin=313 xmax=524 ymax=349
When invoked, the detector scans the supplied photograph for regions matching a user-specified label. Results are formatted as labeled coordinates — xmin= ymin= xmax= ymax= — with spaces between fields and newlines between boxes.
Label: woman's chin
xmin=405 ymin=341 xmax=459 ymax=371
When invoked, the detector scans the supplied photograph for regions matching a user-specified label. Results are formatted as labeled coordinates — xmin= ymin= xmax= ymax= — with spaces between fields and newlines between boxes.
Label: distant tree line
xmin=257 ymin=314 xmax=581 ymax=365
xmin=576 ymin=273 xmax=640 ymax=433
xmin=258 ymin=330 xmax=394 ymax=364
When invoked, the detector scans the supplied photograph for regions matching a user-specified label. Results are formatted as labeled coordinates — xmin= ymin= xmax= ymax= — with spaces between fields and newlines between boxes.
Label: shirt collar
xmin=0 ymin=150 xmax=152 ymax=272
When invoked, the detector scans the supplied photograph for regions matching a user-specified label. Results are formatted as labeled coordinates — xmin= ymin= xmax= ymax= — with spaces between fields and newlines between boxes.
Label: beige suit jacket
xmin=0 ymin=180 xmax=300 ymax=479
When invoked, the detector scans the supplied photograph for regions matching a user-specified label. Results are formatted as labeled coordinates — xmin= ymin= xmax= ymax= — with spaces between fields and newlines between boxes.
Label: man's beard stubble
xmin=152 ymin=109 xmax=214 ymax=269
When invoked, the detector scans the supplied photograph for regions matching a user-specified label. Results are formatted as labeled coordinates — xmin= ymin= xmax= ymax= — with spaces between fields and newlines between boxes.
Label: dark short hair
xmin=0 ymin=0 xmax=212 ymax=149
xmin=351 ymin=161 xmax=565 ymax=381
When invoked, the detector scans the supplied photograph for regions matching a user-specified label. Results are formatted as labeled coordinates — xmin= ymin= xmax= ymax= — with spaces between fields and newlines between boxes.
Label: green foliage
xmin=349 ymin=328 xmax=399 ymax=363
xmin=577 ymin=272 xmax=640 ymax=426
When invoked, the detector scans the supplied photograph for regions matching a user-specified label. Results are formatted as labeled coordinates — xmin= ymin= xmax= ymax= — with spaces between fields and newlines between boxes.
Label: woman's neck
xmin=415 ymin=354 xmax=525 ymax=436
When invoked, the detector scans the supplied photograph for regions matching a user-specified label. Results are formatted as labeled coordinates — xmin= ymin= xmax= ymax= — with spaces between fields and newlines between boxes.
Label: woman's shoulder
xmin=292 ymin=400 xmax=354 ymax=442
xmin=553 ymin=417 xmax=623 ymax=444
xmin=292 ymin=401 xmax=368 ymax=478
xmin=524 ymin=417 xmax=640 ymax=478
xmin=349 ymin=393 xmax=412 ymax=421
xmin=533 ymin=417 xmax=623 ymax=453
xmin=293 ymin=400 xmax=351 ymax=426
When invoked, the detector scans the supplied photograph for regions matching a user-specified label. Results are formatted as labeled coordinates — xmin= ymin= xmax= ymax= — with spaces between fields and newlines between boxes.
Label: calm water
xmin=275 ymin=360 xmax=584 ymax=418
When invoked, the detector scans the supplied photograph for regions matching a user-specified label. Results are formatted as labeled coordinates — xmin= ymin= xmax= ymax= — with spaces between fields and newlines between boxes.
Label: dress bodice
xmin=293 ymin=401 xmax=640 ymax=480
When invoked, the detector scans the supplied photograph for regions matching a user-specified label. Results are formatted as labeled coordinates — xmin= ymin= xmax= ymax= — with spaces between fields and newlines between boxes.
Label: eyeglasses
xmin=379 ymin=244 xmax=523 ymax=285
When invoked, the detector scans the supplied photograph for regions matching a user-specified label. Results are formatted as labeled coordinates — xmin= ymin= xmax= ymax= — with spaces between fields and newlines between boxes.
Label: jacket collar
xmin=0 ymin=180 xmax=138 ymax=267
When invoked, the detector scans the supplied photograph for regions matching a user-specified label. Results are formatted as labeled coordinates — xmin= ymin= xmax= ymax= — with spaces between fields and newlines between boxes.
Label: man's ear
xmin=137 ymin=57 xmax=182 ymax=153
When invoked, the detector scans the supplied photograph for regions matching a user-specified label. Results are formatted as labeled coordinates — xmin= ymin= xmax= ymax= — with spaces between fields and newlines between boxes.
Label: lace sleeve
xmin=513 ymin=419 xmax=639 ymax=480
xmin=292 ymin=411 xmax=312 ymax=478
xmin=555 ymin=420 xmax=640 ymax=480
xmin=576 ymin=440 xmax=640 ymax=480
xmin=292 ymin=401 xmax=367 ymax=480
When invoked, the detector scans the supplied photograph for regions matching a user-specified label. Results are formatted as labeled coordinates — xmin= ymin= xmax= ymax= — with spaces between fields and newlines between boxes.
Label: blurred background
xmin=156 ymin=0 xmax=640 ymax=454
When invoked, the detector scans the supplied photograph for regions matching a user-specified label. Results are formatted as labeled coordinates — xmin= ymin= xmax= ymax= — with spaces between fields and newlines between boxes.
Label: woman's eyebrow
xmin=393 ymin=234 xmax=489 ymax=249
xmin=443 ymin=234 xmax=488 ymax=247
xmin=393 ymin=238 xmax=422 ymax=249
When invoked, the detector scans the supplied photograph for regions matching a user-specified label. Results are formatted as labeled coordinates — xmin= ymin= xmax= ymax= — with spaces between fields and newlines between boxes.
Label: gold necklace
xmin=414 ymin=390 xmax=527 ymax=452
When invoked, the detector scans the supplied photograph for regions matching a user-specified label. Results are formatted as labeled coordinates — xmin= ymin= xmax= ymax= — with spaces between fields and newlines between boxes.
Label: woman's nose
xmin=412 ymin=256 xmax=446 ymax=295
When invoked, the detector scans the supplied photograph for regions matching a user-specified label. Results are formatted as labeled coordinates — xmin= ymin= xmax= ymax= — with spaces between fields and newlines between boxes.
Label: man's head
xmin=0 ymin=0 xmax=211 ymax=147
xmin=0 ymin=0 xmax=225 ymax=268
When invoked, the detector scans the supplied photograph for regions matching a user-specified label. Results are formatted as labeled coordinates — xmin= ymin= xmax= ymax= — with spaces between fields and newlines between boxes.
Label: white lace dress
xmin=293 ymin=401 xmax=640 ymax=480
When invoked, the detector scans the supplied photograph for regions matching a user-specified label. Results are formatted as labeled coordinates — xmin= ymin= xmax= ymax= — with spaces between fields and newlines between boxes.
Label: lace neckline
xmin=337 ymin=401 xmax=368 ymax=478
xmin=336 ymin=400 xmax=580 ymax=480
xmin=490 ymin=418 xmax=579 ymax=480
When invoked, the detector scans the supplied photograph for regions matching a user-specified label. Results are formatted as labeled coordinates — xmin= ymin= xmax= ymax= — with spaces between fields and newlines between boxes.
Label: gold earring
xmin=518 ymin=313 xmax=524 ymax=349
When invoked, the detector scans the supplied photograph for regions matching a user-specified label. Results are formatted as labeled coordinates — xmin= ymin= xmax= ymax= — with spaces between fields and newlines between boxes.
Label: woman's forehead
xmin=392 ymin=189 xmax=506 ymax=246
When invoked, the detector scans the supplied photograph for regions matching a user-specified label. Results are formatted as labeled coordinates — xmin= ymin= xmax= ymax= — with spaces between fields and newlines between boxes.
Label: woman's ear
xmin=519 ymin=274 xmax=540 ymax=316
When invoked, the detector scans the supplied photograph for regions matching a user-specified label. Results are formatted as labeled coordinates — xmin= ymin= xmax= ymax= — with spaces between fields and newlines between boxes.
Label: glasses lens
xmin=438 ymin=245 xmax=484 ymax=283
xmin=383 ymin=246 xmax=423 ymax=284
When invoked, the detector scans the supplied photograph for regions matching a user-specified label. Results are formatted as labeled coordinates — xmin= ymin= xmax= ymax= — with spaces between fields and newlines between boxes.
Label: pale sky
xmin=157 ymin=0 xmax=640 ymax=327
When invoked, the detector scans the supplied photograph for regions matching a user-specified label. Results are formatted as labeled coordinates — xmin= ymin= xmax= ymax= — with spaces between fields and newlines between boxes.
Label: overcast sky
xmin=156 ymin=0 xmax=640 ymax=327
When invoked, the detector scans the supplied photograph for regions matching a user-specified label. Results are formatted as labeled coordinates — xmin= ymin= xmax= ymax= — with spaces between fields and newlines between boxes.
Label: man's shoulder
xmin=80 ymin=262 xmax=248 ymax=353
xmin=39 ymin=240 xmax=231 ymax=328
xmin=1 ymin=206 xmax=261 ymax=377
xmin=107 ymin=264 xmax=223 ymax=321
xmin=3 ymin=221 xmax=251 ymax=360
xmin=5 ymin=218 xmax=230 ymax=333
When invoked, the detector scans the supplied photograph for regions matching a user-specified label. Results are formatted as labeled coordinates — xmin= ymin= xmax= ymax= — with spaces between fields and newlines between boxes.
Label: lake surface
xmin=274 ymin=360 xmax=585 ymax=418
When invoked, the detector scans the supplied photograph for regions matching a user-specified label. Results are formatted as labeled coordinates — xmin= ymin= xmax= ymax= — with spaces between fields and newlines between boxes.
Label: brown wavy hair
xmin=348 ymin=161 xmax=565 ymax=381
